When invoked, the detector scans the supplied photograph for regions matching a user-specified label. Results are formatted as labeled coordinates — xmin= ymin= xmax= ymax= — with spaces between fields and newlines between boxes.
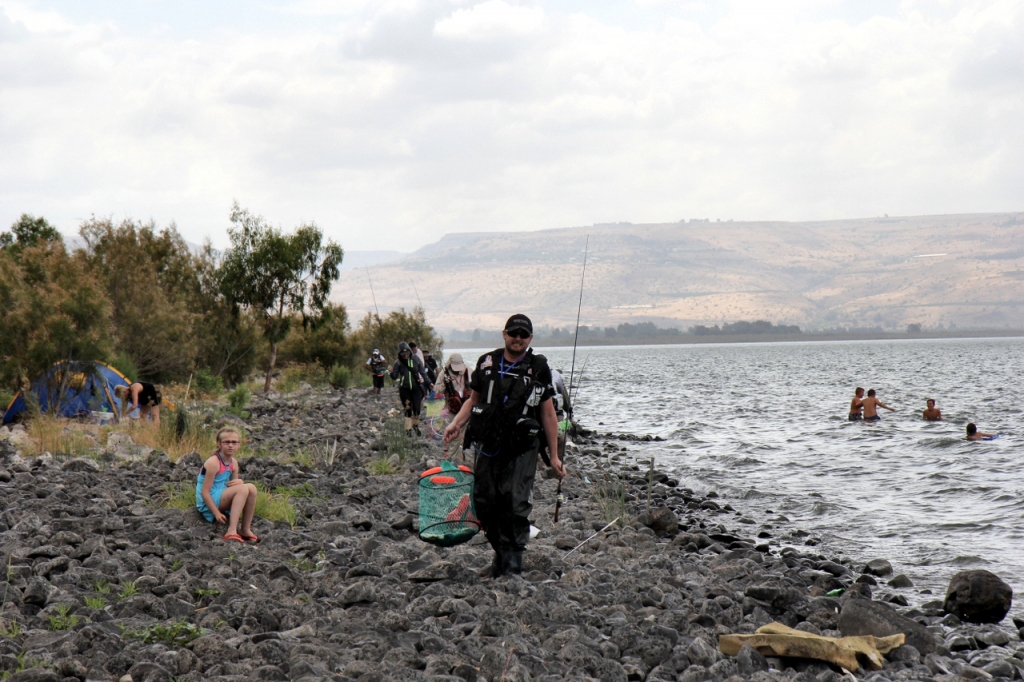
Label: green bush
xmin=228 ymin=385 xmax=249 ymax=411
xmin=192 ymin=368 xmax=223 ymax=395
xmin=108 ymin=351 xmax=139 ymax=383
xmin=328 ymin=365 xmax=351 ymax=389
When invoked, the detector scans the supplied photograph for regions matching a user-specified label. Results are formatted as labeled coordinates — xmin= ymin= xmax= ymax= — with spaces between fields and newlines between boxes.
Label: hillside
xmin=333 ymin=213 xmax=1024 ymax=333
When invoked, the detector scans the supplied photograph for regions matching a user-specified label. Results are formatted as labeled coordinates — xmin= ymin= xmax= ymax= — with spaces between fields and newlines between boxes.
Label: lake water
xmin=461 ymin=337 xmax=1024 ymax=598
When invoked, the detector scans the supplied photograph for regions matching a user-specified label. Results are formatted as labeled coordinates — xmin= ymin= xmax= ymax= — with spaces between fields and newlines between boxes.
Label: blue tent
xmin=2 ymin=361 xmax=132 ymax=425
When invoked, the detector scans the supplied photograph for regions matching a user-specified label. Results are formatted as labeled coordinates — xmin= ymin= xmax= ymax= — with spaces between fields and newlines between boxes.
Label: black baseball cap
xmin=504 ymin=314 xmax=533 ymax=335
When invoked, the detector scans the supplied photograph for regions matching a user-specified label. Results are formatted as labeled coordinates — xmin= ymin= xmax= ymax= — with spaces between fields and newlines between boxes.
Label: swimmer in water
xmin=966 ymin=423 xmax=995 ymax=440
xmin=848 ymin=387 xmax=865 ymax=421
xmin=922 ymin=399 xmax=942 ymax=421
xmin=861 ymin=389 xmax=895 ymax=421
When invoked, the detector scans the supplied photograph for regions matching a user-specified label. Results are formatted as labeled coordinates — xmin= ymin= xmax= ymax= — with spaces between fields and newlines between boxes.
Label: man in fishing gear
xmin=443 ymin=314 xmax=566 ymax=577
xmin=391 ymin=342 xmax=430 ymax=436
xmin=364 ymin=348 xmax=388 ymax=396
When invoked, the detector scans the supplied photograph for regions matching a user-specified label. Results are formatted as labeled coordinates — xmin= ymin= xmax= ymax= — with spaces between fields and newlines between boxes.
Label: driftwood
xmin=719 ymin=621 xmax=904 ymax=671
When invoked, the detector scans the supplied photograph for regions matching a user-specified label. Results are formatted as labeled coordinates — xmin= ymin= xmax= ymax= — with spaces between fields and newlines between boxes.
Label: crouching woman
xmin=197 ymin=428 xmax=259 ymax=543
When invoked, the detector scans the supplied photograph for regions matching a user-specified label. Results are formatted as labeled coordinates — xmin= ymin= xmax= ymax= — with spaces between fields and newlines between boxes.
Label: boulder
xmin=646 ymin=507 xmax=680 ymax=534
xmin=944 ymin=570 xmax=1012 ymax=624
xmin=838 ymin=597 xmax=936 ymax=654
xmin=863 ymin=559 xmax=893 ymax=577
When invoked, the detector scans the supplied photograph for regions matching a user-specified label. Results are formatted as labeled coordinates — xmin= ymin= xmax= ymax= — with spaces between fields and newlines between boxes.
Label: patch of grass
xmin=276 ymin=363 xmax=328 ymax=392
xmin=47 ymin=604 xmax=82 ymax=631
xmin=383 ymin=414 xmax=411 ymax=463
xmin=252 ymin=483 xmax=299 ymax=527
xmin=0 ymin=652 xmax=46 ymax=679
xmin=84 ymin=596 xmax=106 ymax=610
xmin=272 ymin=483 xmax=317 ymax=498
xmin=328 ymin=365 xmax=351 ymax=389
xmin=118 ymin=579 xmax=138 ymax=600
xmin=0 ymin=619 xmax=22 ymax=638
xmin=163 ymin=482 xmax=197 ymax=511
xmin=98 ymin=411 xmax=221 ymax=462
xmin=170 ymin=558 xmax=183 ymax=571
xmin=280 ymin=447 xmax=317 ymax=468
xmin=368 ymin=456 xmax=396 ymax=475
xmin=24 ymin=415 xmax=98 ymax=458
xmin=124 ymin=620 xmax=206 ymax=647
xmin=593 ymin=468 xmax=631 ymax=525
xmin=222 ymin=384 xmax=251 ymax=419
xmin=94 ymin=580 xmax=111 ymax=594
xmin=288 ymin=557 xmax=317 ymax=572
xmin=194 ymin=589 xmax=220 ymax=598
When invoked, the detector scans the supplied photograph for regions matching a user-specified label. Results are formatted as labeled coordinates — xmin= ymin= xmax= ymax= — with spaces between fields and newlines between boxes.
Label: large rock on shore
xmin=944 ymin=569 xmax=1013 ymax=624
xmin=838 ymin=597 xmax=937 ymax=654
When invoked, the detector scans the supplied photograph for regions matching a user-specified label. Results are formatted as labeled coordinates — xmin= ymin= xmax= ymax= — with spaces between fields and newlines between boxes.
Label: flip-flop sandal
xmin=240 ymin=533 xmax=260 ymax=543
xmin=221 ymin=533 xmax=245 ymax=543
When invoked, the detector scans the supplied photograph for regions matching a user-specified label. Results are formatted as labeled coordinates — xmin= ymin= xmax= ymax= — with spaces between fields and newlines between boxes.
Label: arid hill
xmin=333 ymin=213 xmax=1024 ymax=333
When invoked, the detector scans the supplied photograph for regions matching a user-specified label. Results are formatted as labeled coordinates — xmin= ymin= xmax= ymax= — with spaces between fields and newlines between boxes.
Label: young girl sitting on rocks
xmin=196 ymin=427 xmax=259 ymax=543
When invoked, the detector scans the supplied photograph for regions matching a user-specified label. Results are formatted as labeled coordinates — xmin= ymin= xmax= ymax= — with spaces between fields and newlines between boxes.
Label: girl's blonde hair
xmin=114 ymin=385 xmax=129 ymax=399
xmin=215 ymin=427 xmax=241 ymax=444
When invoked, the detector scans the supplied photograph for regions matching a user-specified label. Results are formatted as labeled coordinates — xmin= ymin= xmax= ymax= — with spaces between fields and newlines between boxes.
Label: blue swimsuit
xmin=196 ymin=452 xmax=235 ymax=522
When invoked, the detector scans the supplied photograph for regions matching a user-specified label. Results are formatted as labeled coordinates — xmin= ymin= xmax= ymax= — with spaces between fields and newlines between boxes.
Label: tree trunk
xmin=264 ymin=341 xmax=278 ymax=393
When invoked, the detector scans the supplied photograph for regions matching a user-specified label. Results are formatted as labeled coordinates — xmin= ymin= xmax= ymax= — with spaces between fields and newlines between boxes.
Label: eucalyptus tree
xmin=219 ymin=203 xmax=344 ymax=393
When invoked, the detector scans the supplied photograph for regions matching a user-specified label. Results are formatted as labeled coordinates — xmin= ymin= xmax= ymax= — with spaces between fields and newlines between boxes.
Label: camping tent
xmin=3 ymin=361 xmax=132 ymax=425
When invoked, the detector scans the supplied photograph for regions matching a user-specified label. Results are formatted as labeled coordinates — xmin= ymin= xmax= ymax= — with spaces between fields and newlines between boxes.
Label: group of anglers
xmin=848 ymin=387 xmax=998 ymax=439
xmin=196 ymin=313 xmax=571 ymax=577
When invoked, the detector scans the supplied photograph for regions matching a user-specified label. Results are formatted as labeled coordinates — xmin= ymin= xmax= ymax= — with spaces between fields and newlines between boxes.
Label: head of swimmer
xmin=867 ymin=389 xmax=876 ymax=397
xmin=855 ymin=387 xmax=864 ymax=397
xmin=966 ymin=423 xmax=977 ymax=436
xmin=926 ymin=399 xmax=935 ymax=408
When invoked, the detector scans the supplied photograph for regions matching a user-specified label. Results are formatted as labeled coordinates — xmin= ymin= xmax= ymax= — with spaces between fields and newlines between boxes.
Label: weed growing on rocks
xmin=124 ymin=620 xmax=206 ymax=647
xmin=593 ymin=468 xmax=631 ymax=525
xmin=25 ymin=415 xmax=98 ymax=457
xmin=383 ymin=414 xmax=411 ymax=462
xmin=84 ymin=596 xmax=106 ymax=609
xmin=118 ymin=579 xmax=138 ymax=600
xmin=367 ymin=456 xmax=396 ymax=475
xmin=94 ymin=579 xmax=110 ymax=595
xmin=163 ymin=482 xmax=196 ymax=511
xmin=1 ymin=652 xmax=47 ymax=678
xmin=0 ymin=619 xmax=22 ymax=638
xmin=47 ymin=604 xmax=82 ymax=631
xmin=252 ymin=483 xmax=299 ymax=526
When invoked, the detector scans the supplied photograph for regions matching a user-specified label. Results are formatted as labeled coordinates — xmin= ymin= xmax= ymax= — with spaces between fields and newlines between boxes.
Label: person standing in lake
xmin=443 ymin=314 xmax=565 ymax=578
xmin=922 ymin=399 xmax=942 ymax=421
xmin=862 ymin=389 xmax=895 ymax=421
xmin=848 ymin=387 xmax=865 ymax=421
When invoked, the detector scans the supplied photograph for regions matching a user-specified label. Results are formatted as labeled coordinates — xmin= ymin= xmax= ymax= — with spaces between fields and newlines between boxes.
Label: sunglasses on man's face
xmin=506 ymin=329 xmax=531 ymax=339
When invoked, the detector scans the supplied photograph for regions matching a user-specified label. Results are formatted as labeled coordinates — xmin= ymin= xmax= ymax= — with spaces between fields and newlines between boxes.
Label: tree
xmin=0 ymin=240 xmax=111 ymax=392
xmin=277 ymin=303 xmax=356 ymax=370
xmin=78 ymin=218 xmax=198 ymax=381
xmin=219 ymin=203 xmax=344 ymax=392
xmin=0 ymin=214 xmax=63 ymax=256
xmin=350 ymin=307 xmax=443 ymax=362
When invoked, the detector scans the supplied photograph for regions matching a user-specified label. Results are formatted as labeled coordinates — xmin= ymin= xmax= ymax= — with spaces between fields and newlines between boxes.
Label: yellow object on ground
xmin=719 ymin=621 xmax=904 ymax=672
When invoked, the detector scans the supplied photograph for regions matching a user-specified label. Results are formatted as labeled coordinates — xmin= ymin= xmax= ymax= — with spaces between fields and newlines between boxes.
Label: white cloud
xmin=434 ymin=1 xmax=546 ymax=41
xmin=0 ymin=0 xmax=1021 ymax=250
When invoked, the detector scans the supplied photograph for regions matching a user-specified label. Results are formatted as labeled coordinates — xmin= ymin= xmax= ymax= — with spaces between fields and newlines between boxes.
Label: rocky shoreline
xmin=0 ymin=385 xmax=1020 ymax=681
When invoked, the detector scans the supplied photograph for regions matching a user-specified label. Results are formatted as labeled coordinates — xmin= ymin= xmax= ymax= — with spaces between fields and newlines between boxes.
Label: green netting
xmin=418 ymin=460 xmax=480 ymax=547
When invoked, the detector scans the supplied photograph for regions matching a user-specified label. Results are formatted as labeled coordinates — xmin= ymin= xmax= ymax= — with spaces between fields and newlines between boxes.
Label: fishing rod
xmin=556 ymin=236 xmax=589 ymax=524
xmin=412 ymin=282 xmax=424 ymax=312
xmin=366 ymin=267 xmax=386 ymax=340
xmin=567 ymin=235 xmax=589 ymax=397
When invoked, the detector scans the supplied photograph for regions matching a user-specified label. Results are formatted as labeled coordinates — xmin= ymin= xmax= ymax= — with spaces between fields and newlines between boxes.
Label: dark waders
xmin=474 ymin=448 xmax=538 ymax=576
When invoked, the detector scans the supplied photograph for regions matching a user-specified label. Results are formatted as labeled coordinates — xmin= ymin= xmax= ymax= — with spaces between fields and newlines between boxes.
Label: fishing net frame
xmin=417 ymin=461 xmax=481 ymax=547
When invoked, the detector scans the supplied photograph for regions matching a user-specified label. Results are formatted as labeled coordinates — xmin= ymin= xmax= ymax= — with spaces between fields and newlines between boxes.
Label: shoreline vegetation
xmin=0 ymin=384 xmax=1018 ymax=681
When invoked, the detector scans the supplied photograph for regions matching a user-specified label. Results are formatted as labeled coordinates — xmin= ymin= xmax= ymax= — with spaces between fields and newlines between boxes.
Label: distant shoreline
xmin=443 ymin=329 xmax=1024 ymax=349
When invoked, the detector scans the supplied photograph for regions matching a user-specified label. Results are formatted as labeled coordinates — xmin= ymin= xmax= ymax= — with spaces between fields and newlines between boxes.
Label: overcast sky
xmin=2 ymin=0 xmax=1021 ymax=251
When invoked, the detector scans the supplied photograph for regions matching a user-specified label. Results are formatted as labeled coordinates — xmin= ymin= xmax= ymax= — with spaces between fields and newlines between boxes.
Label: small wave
xmin=951 ymin=555 xmax=990 ymax=566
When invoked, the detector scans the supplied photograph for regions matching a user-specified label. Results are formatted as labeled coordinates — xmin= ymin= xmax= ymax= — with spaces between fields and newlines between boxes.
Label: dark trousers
xmin=399 ymin=385 xmax=423 ymax=418
xmin=474 ymin=449 xmax=538 ymax=552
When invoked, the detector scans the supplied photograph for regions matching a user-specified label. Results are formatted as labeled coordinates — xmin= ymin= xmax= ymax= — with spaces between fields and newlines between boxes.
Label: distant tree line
xmin=0 ymin=209 xmax=440 ymax=398
xmin=690 ymin=320 xmax=801 ymax=336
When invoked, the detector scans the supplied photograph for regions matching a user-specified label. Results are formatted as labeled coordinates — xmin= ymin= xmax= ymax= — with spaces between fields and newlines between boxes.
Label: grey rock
xmin=340 ymin=580 xmax=378 ymax=605
xmin=61 ymin=457 xmax=100 ymax=472
xmin=944 ymin=570 xmax=1013 ymax=624
xmin=6 ymin=669 xmax=61 ymax=682
xmin=863 ymin=559 xmax=893 ymax=576
xmin=981 ymin=659 xmax=1015 ymax=679
xmin=887 ymin=574 xmax=914 ymax=588
xmin=127 ymin=662 xmax=174 ymax=682
xmin=838 ymin=597 xmax=936 ymax=654
xmin=736 ymin=643 xmax=770 ymax=675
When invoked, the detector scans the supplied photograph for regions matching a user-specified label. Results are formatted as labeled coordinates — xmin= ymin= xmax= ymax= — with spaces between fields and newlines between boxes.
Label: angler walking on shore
xmin=444 ymin=314 xmax=565 ymax=577
xmin=391 ymin=342 xmax=430 ymax=436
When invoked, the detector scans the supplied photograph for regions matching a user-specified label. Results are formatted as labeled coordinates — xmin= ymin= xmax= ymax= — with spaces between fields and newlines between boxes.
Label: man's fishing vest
xmin=465 ymin=349 xmax=549 ymax=458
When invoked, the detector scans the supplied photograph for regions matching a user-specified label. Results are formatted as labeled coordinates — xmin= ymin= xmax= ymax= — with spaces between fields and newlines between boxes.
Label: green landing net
xmin=417 ymin=460 xmax=481 ymax=547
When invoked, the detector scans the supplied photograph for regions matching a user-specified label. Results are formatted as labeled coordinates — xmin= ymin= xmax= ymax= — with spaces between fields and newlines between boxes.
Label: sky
xmin=1 ymin=0 xmax=1022 ymax=251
